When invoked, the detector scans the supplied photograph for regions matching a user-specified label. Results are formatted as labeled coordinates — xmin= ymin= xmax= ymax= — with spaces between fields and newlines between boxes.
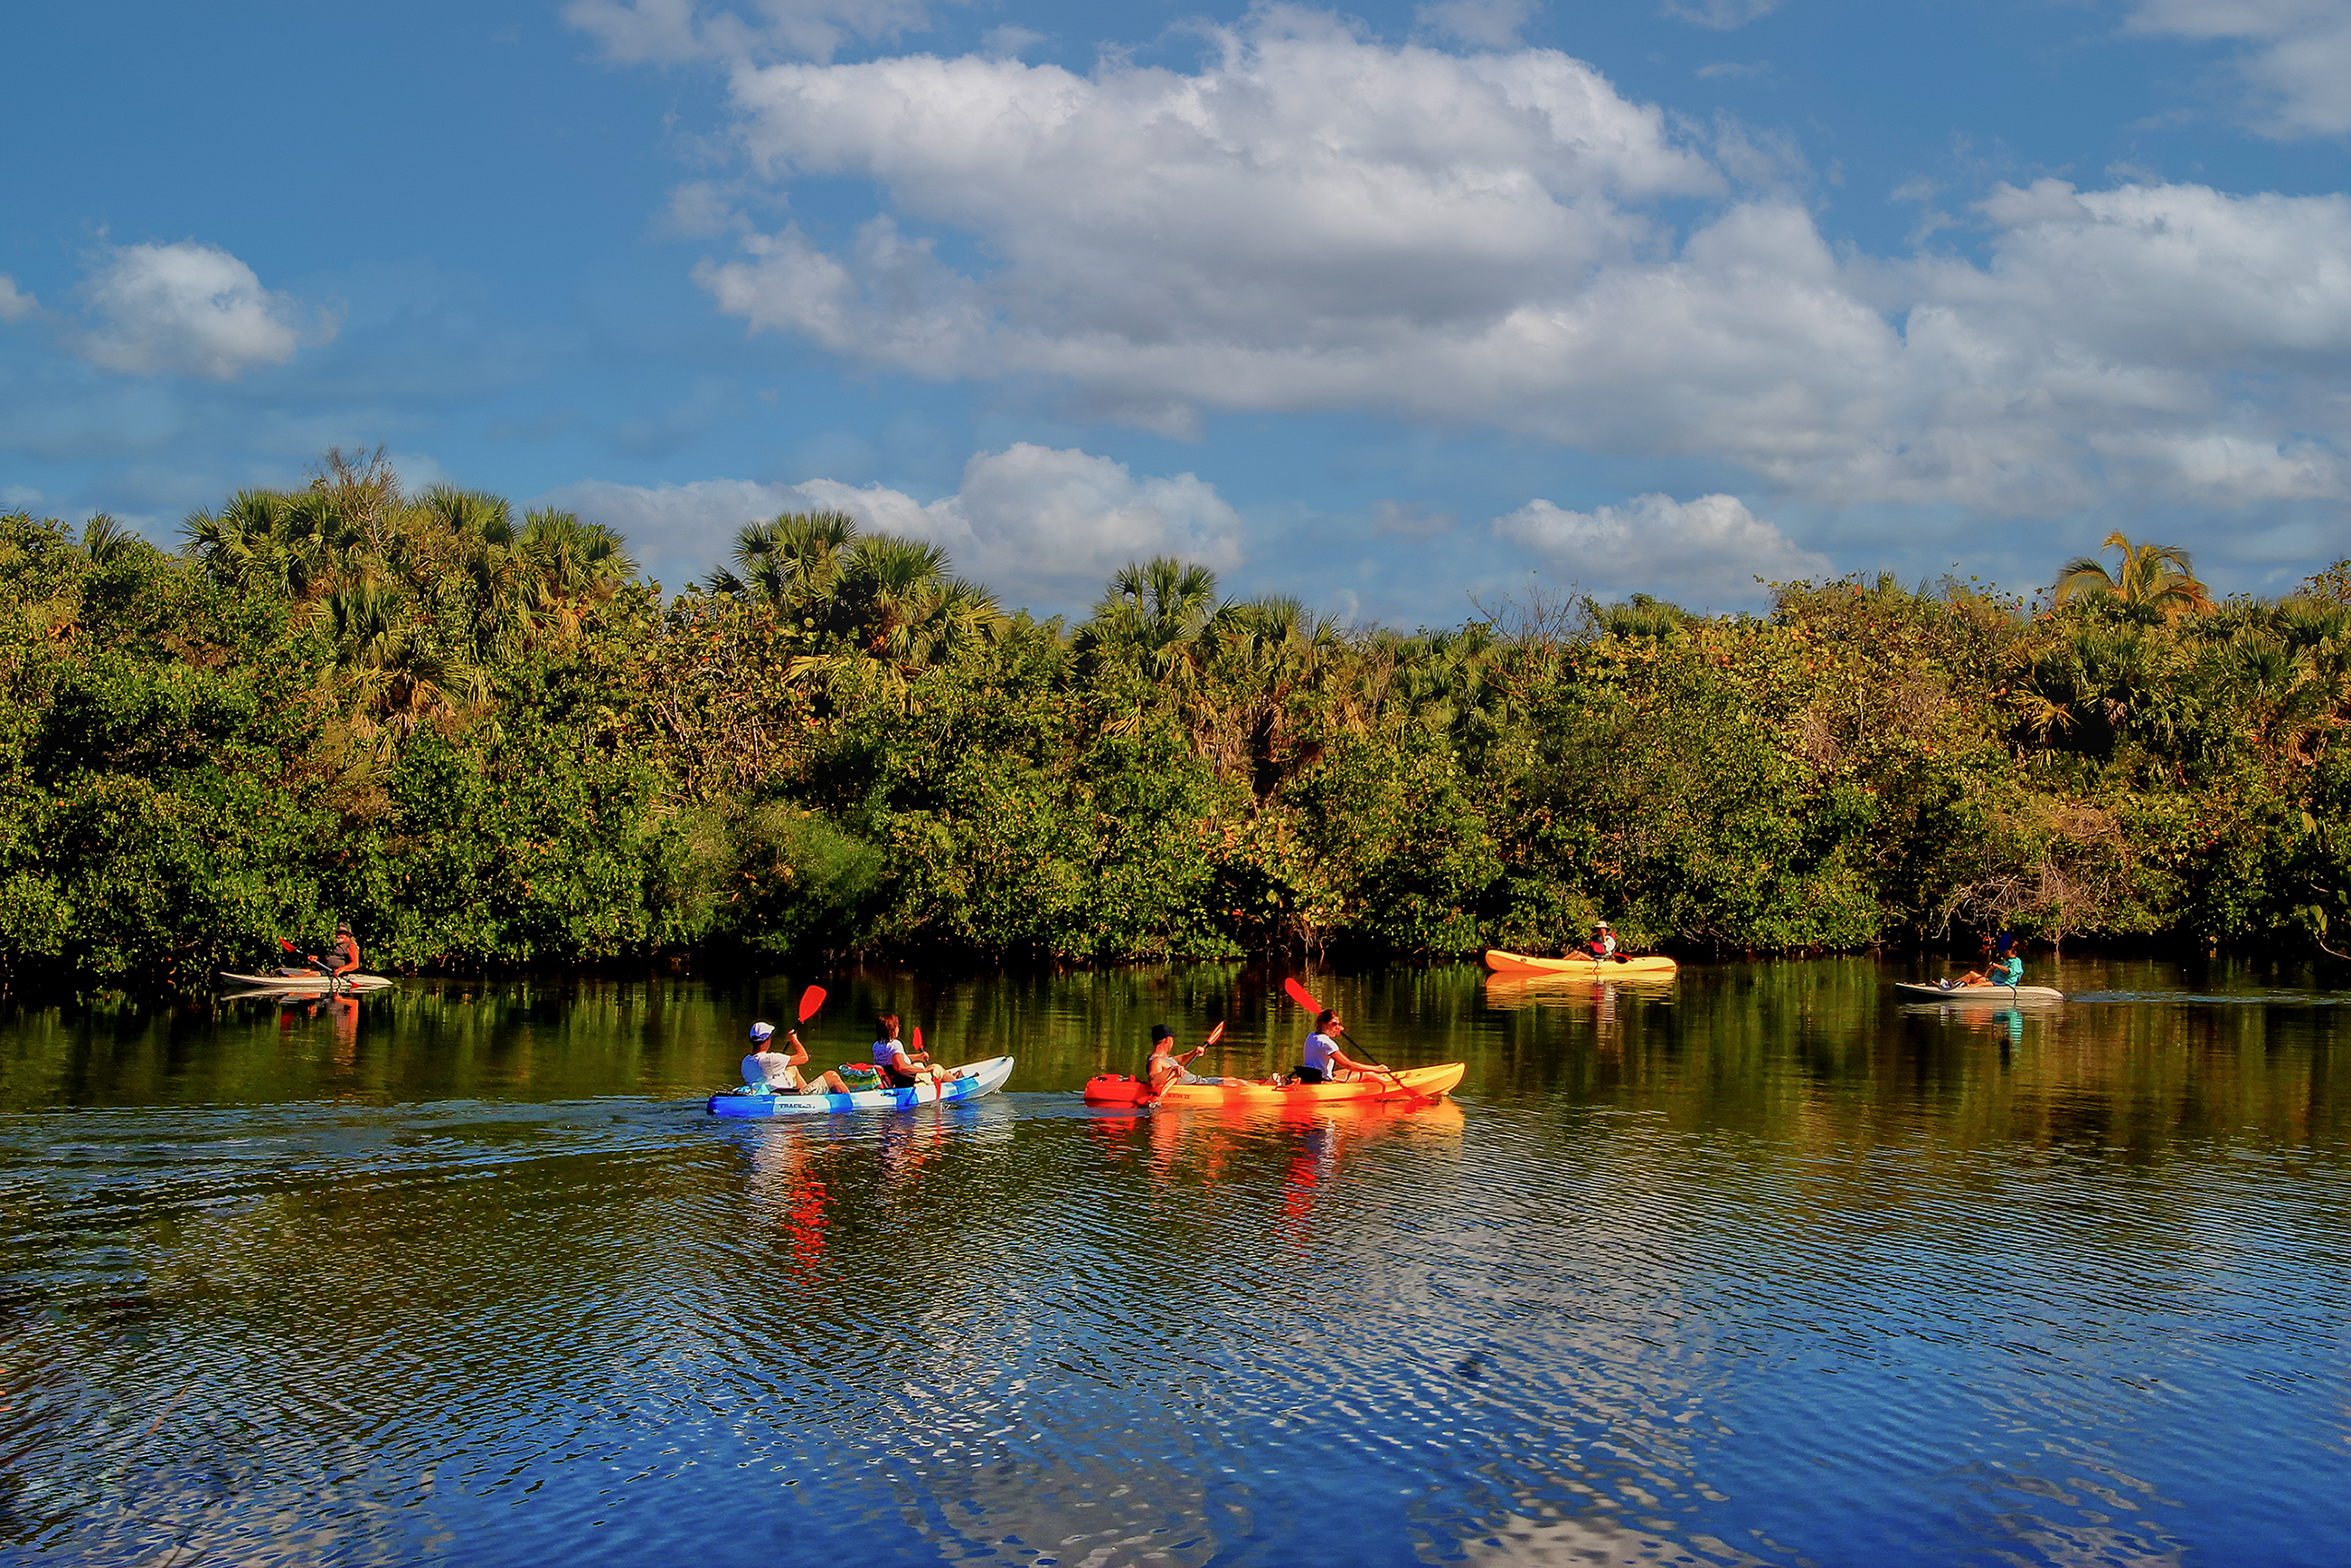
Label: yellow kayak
xmin=1483 ymin=949 xmax=1679 ymax=976
xmin=1083 ymin=1062 xmax=1466 ymax=1108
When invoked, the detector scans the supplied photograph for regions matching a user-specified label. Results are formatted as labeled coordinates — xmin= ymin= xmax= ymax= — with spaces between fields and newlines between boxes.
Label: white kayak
xmin=1894 ymin=981 xmax=2064 ymax=1003
xmin=218 ymin=968 xmax=394 ymax=996
xmin=708 ymin=1055 xmax=1015 ymax=1117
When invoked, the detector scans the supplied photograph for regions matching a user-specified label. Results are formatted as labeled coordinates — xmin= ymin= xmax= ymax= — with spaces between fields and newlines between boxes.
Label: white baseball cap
xmin=749 ymin=1021 xmax=775 ymax=1041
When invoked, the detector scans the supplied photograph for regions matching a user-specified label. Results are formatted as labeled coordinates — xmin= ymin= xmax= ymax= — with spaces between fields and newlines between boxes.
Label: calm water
xmin=2 ymin=958 xmax=2346 ymax=1566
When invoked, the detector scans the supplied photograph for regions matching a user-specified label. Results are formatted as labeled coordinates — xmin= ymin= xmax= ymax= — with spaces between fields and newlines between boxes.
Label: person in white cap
xmin=1586 ymin=921 xmax=1619 ymax=959
xmin=741 ymin=1022 xmax=857 ymax=1097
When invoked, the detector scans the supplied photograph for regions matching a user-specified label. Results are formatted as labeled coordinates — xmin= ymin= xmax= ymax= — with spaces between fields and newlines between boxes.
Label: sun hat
xmin=749 ymin=1022 xmax=776 ymax=1042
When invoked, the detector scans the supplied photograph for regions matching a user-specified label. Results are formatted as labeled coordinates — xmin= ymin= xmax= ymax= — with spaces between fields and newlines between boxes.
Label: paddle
xmin=798 ymin=985 xmax=826 ymax=1023
xmin=908 ymin=1023 xmax=965 ymax=1086
xmin=276 ymin=936 xmax=341 ymax=994
xmin=1281 ymin=979 xmax=1430 ymax=1104
xmin=1148 ymin=1021 xmax=1226 ymax=1105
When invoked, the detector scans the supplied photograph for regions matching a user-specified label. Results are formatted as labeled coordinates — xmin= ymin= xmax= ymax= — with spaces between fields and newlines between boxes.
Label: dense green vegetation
xmin=5 ymin=452 xmax=2348 ymax=997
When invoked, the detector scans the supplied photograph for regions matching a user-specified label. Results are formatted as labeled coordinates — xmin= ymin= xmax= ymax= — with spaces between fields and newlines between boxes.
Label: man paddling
xmin=1144 ymin=1025 xmax=1237 ymax=1096
xmin=741 ymin=1022 xmax=856 ymax=1097
xmin=324 ymin=920 xmax=361 ymax=978
xmin=284 ymin=920 xmax=360 ymax=980
xmin=1949 ymin=951 xmax=2025 ymax=989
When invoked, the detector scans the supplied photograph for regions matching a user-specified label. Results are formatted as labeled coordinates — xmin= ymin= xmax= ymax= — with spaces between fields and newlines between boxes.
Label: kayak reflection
xmin=1481 ymin=970 xmax=1678 ymax=1010
xmin=1901 ymin=1000 xmax=2030 ymax=1047
xmin=1088 ymin=1093 xmax=1466 ymax=1195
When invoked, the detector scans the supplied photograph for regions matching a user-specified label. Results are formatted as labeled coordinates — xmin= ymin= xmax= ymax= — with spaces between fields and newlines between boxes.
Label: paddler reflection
xmin=279 ymin=990 xmax=361 ymax=1070
xmin=1280 ymin=1119 xmax=1341 ymax=1235
xmin=1274 ymin=1098 xmax=1468 ymax=1242
xmin=878 ymin=1114 xmax=950 ymax=1192
xmin=738 ymin=1129 xmax=836 ymax=1285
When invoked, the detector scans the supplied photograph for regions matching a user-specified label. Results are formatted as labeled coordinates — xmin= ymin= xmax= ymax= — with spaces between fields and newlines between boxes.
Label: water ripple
xmin=4 ymin=964 xmax=2350 ymax=1566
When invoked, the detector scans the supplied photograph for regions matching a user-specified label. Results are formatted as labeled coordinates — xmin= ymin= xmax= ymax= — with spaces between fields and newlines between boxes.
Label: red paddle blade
xmin=1205 ymin=1021 xmax=1226 ymax=1047
xmin=1282 ymin=978 xmax=1321 ymax=1015
xmin=798 ymin=984 xmax=826 ymax=1022
xmin=278 ymin=937 xmax=297 ymax=952
xmin=911 ymin=1025 xmax=924 ymax=1053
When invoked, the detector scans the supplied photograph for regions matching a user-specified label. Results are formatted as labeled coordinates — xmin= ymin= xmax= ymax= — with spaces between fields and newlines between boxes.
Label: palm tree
xmin=317 ymin=575 xmax=490 ymax=746
xmin=2219 ymin=627 xmax=2330 ymax=762
xmin=515 ymin=507 xmax=637 ymax=638
xmin=705 ymin=511 xmax=856 ymax=607
xmin=79 ymin=514 xmax=146 ymax=565
xmin=1206 ymin=595 xmax=1340 ymax=799
xmin=184 ymin=489 xmax=337 ymax=598
xmin=1076 ymin=556 xmax=1223 ymax=703
xmin=1595 ymin=593 xmax=1691 ymax=641
xmin=2053 ymin=533 xmax=2215 ymax=619
xmin=835 ymin=534 xmax=1006 ymax=671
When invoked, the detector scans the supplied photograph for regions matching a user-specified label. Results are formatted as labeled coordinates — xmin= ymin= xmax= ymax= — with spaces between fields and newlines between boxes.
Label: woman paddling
xmin=1289 ymin=1009 xmax=1390 ymax=1085
xmin=872 ymin=1014 xmax=961 ymax=1088
xmin=742 ymin=1022 xmax=856 ymax=1097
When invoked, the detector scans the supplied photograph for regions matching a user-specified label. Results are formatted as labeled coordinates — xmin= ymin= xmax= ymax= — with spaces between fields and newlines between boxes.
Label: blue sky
xmin=3 ymin=0 xmax=2346 ymax=622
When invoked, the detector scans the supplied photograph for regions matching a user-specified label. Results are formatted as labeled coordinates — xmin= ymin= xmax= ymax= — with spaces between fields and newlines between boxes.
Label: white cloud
xmin=697 ymin=11 xmax=1716 ymax=430
xmin=1659 ymin=0 xmax=1780 ymax=30
xmin=658 ymin=180 xmax=743 ymax=239
xmin=980 ymin=24 xmax=1044 ymax=59
xmin=1492 ymin=493 xmax=1829 ymax=608
xmin=2129 ymin=0 xmax=2351 ymax=138
xmin=644 ymin=10 xmax=2351 ymax=516
xmin=539 ymin=443 xmax=1243 ymax=611
xmin=1373 ymin=499 xmax=1456 ymax=537
xmin=1416 ymin=0 xmax=1540 ymax=49
xmin=73 ymin=242 xmax=326 ymax=380
xmin=564 ymin=0 xmax=954 ymax=63
xmin=0 ymin=275 xmax=39 ymax=324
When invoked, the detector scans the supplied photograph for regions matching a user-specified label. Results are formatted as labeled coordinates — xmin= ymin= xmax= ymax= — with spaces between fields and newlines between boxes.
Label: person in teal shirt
xmin=1951 ymin=954 xmax=2025 ymax=988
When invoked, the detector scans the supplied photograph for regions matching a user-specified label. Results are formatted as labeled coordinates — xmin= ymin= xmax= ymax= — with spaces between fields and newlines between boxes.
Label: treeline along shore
xmin=5 ymin=448 xmax=2349 ymax=999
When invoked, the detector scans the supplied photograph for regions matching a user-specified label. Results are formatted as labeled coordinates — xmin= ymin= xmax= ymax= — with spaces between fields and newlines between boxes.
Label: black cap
xmin=1150 ymin=1025 xmax=1174 ymax=1042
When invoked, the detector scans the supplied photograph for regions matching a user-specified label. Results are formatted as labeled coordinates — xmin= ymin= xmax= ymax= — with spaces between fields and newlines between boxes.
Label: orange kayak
xmin=1083 ymin=1062 xmax=1466 ymax=1109
xmin=1483 ymin=949 xmax=1678 ymax=976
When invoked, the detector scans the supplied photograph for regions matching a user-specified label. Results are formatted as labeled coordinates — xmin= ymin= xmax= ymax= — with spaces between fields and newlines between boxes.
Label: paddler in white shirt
xmin=1291 ymin=1009 xmax=1390 ymax=1085
xmin=741 ymin=1022 xmax=855 ymax=1097
xmin=871 ymin=1014 xmax=962 ymax=1087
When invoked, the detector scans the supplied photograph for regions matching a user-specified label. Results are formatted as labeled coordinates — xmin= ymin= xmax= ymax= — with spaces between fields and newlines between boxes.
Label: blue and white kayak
xmin=1893 ymin=982 xmax=2064 ymax=1003
xmin=707 ymin=1055 xmax=1015 ymax=1117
